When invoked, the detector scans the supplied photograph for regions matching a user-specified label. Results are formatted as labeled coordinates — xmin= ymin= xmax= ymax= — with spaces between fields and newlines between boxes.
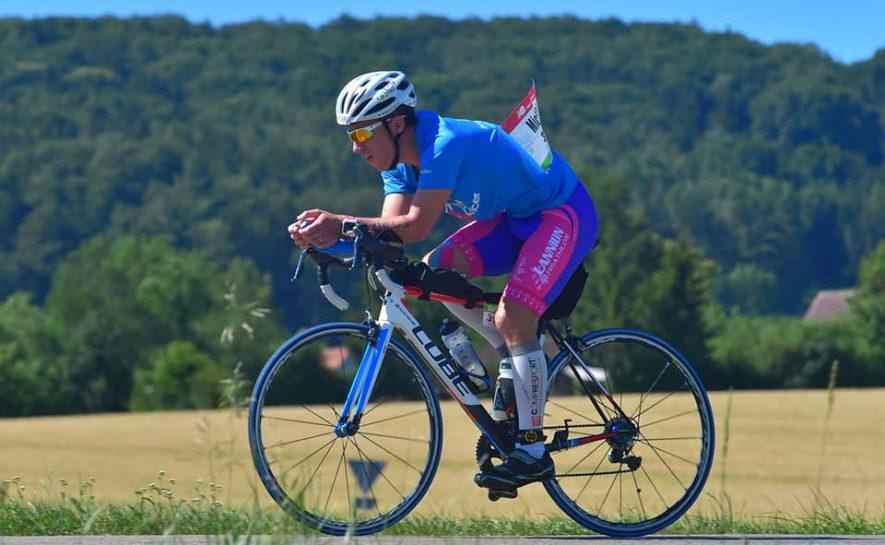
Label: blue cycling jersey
xmin=380 ymin=110 xmax=579 ymax=220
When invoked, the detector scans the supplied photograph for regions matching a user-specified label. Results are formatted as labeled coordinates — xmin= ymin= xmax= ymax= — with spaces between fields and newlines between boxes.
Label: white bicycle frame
xmin=332 ymin=268 xmax=513 ymax=454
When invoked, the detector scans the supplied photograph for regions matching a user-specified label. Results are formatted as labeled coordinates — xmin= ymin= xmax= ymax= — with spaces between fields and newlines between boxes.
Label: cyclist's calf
xmin=494 ymin=297 xmax=540 ymax=347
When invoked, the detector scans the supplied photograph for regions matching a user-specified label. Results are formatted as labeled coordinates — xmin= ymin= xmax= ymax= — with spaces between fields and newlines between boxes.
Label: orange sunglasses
xmin=346 ymin=120 xmax=384 ymax=144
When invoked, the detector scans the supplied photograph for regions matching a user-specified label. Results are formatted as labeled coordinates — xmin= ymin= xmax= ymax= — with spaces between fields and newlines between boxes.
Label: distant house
xmin=803 ymin=289 xmax=855 ymax=321
xmin=321 ymin=342 xmax=353 ymax=372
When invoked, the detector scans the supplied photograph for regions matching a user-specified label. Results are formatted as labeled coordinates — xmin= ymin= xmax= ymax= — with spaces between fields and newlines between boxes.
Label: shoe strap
xmin=516 ymin=429 xmax=546 ymax=444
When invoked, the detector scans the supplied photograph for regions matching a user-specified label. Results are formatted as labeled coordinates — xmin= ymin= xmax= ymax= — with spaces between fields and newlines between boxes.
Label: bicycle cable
xmin=363 ymin=267 xmax=379 ymax=322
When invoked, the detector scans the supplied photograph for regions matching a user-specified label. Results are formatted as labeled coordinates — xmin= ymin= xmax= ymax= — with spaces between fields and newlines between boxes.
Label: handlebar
xmin=291 ymin=222 xmax=407 ymax=310
xmin=292 ymin=220 xmax=496 ymax=311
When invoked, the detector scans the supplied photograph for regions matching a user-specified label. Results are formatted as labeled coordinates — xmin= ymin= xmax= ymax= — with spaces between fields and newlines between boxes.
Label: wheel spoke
xmin=639 ymin=434 xmax=687 ymax=490
xmin=561 ymin=440 xmax=606 ymax=476
xmin=594 ymin=464 xmax=620 ymax=516
xmin=300 ymin=404 xmax=335 ymax=426
xmin=631 ymin=466 xmax=647 ymax=519
xmin=349 ymin=436 xmax=406 ymax=499
xmin=341 ymin=440 xmax=354 ymax=518
xmin=277 ymin=436 xmax=338 ymax=477
xmin=359 ymin=431 xmax=429 ymax=444
xmin=634 ymin=382 xmax=689 ymax=422
xmin=296 ymin=438 xmax=338 ymax=499
xmin=360 ymin=408 xmax=427 ymax=428
xmin=636 ymin=434 xmax=699 ymax=467
xmin=266 ymin=430 xmax=333 ymax=449
xmin=549 ymin=399 xmax=603 ymax=425
xmin=640 ymin=461 xmax=668 ymax=506
xmin=263 ymin=415 xmax=334 ymax=428
xmin=358 ymin=432 xmax=425 ymax=475
xmin=640 ymin=409 xmax=698 ymax=429
xmin=327 ymin=404 xmax=342 ymax=420
xmin=632 ymin=360 xmax=671 ymax=420
xmin=574 ymin=445 xmax=609 ymax=502
xmin=350 ymin=437 xmax=385 ymax=519
xmin=320 ymin=443 xmax=346 ymax=518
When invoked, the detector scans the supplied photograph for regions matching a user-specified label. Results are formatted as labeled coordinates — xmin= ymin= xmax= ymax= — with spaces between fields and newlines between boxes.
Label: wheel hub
xmin=604 ymin=416 xmax=638 ymax=462
xmin=334 ymin=419 xmax=360 ymax=437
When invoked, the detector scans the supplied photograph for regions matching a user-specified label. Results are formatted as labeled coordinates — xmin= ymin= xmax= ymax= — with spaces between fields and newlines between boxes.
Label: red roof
xmin=803 ymin=289 xmax=855 ymax=321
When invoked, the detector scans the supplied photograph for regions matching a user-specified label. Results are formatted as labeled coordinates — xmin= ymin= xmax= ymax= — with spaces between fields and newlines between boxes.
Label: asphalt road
xmin=0 ymin=536 xmax=882 ymax=545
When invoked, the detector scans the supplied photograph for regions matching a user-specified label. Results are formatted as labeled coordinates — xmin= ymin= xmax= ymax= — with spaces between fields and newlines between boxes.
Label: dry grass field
xmin=1 ymin=388 xmax=883 ymax=519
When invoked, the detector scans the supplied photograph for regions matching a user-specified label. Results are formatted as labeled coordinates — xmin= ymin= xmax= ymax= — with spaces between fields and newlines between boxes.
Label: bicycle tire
xmin=248 ymin=322 xmax=443 ymax=536
xmin=542 ymin=328 xmax=715 ymax=536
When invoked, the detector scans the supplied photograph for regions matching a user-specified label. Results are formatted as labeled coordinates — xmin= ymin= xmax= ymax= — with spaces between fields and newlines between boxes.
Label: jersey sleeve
xmin=417 ymin=134 xmax=461 ymax=191
xmin=381 ymin=164 xmax=418 ymax=195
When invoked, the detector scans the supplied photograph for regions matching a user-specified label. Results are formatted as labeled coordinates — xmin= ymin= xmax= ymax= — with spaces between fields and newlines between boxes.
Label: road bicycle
xmin=248 ymin=223 xmax=715 ymax=536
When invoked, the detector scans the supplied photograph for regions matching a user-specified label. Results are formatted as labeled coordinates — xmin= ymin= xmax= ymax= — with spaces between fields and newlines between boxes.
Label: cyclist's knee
xmin=423 ymin=245 xmax=472 ymax=275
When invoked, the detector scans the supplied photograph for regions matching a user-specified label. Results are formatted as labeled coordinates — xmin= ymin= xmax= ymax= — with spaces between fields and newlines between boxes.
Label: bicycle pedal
xmin=488 ymin=488 xmax=518 ymax=501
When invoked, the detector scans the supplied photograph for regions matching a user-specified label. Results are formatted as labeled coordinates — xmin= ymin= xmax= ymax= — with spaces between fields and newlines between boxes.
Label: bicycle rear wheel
xmin=248 ymin=322 xmax=443 ymax=536
xmin=543 ymin=328 xmax=715 ymax=536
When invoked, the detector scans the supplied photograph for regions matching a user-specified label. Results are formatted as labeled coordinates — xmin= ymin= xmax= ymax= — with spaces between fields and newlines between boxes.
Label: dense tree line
xmin=0 ymin=16 xmax=882 ymax=415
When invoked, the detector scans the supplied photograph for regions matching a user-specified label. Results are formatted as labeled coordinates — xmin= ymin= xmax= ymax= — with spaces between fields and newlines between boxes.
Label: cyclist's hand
xmin=293 ymin=209 xmax=344 ymax=249
xmin=288 ymin=219 xmax=311 ymax=249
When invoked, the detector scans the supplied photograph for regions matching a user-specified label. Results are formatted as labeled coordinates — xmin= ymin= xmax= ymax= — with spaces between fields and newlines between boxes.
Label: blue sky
xmin=4 ymin=0 xmax=883 ymax=63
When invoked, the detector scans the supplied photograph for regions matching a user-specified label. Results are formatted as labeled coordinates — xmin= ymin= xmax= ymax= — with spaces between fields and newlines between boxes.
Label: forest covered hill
xmin=0 ymin=16 xmax=882 ymax=415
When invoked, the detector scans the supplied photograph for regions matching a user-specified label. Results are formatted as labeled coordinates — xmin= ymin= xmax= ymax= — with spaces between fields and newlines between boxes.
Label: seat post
xmin=536 ymin=318 xmax=548 ymax=339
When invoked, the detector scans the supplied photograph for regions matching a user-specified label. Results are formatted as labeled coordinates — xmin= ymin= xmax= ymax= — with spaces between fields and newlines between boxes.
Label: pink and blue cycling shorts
xmin=429 ymin=183 xmax=598 ymax=316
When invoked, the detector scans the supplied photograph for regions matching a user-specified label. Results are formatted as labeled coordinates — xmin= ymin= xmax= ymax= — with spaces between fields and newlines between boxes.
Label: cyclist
xmin=289 ymin=70 xmax=598 ymax=490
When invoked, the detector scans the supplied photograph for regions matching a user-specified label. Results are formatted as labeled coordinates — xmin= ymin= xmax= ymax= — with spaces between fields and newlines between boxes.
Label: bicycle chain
xmin=555 ymin=468 xmax=638 ymax=478
xmin=478 ymin=433 xmax=641 ymax=479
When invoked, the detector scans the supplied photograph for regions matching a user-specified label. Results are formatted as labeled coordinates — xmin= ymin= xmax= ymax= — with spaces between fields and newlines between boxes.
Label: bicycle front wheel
xmin=543 ymin=328 xmax=715 ymax=536
xmin=248 ymin=322 xmax=443 ymax=536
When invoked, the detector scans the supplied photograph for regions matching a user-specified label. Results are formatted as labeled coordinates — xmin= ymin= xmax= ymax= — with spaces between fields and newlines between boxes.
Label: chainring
xmin=475 ymin=434 xmax=500 ymax=472
xmin=475 ymin=420 xmax=517 ymax=472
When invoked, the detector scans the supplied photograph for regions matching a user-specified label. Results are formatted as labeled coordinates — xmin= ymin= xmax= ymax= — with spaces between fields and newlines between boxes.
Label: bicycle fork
xmin=333 ymin=322 xmax=394 ymax=437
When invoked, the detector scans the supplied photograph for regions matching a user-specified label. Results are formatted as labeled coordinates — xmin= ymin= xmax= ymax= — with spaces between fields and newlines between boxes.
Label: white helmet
xmin=335 ymin=70 xmax=417 ymax=126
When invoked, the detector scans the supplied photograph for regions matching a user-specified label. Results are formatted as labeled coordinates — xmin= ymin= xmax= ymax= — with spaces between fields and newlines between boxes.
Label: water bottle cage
xmin=460 ymin=368 xmax=491 ymax=394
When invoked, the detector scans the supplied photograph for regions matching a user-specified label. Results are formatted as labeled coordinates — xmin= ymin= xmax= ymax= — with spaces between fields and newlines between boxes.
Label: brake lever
xmin=350 ymin=230 xmax=363 ymax=271
xmin=291 ymin=248 xmax=309 ymax=282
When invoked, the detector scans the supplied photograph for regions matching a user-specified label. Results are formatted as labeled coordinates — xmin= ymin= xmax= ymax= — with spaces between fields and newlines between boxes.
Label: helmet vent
xmin=365 ymin=97 xmax=395 ymax=116
xmin=343 ymin=90 xmax=357 ymax=113
xmin=350 ymin=98 xmax=371 ymax=118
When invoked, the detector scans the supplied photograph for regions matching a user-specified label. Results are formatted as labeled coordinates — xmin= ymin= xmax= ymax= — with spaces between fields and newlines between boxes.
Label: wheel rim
xmin=543 ymin=329 xmax=715 ymax=535
xmin=249 ymin=324 xmax=442 ymax=535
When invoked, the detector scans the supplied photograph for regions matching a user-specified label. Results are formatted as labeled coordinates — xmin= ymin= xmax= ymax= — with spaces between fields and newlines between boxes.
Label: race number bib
xmin=501 ymin=83 xmax=553 ymax=170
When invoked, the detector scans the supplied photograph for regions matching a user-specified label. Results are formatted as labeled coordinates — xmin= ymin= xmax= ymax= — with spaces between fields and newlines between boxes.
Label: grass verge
xmin=1 ymin=491 xmax=882 ymax=536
